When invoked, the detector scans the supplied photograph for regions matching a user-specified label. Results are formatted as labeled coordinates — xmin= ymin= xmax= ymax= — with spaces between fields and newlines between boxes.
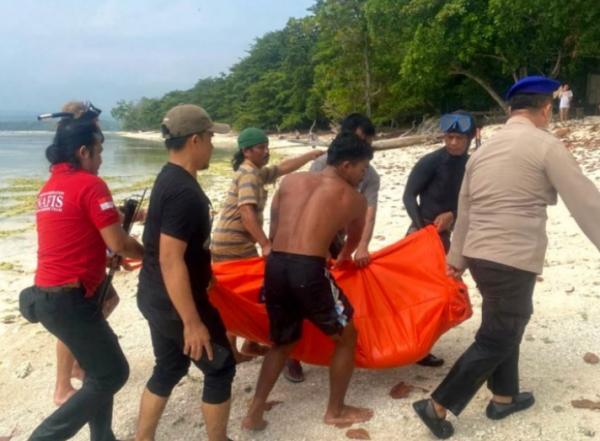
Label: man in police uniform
xmin=413 ymin=76 xmax=600 ymax=439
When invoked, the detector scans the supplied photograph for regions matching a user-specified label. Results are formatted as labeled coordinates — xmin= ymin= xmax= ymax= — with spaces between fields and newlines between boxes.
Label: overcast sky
xmin=0 ymin=0 xmax=314 ymax=115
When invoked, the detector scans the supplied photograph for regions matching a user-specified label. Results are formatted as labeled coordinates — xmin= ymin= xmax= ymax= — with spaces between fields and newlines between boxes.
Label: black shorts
xmin=265 ymin=251 xmax=354 ymax=346
xmin=137 ymin=280 xmax=235 ymax=402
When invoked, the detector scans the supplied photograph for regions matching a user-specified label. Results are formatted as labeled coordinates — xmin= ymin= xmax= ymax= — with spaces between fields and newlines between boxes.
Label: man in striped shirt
xmin=212 ymin=127 xmax=323 ymax=360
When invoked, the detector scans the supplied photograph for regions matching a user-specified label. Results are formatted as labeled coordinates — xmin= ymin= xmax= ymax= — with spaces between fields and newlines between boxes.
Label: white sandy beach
xmin=1 ymin=119 xmax=599 ymax=440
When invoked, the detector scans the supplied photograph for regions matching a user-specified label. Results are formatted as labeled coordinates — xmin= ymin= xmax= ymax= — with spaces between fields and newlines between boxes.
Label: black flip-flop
xmin=413 ymin=399 xmax=454 ymax=439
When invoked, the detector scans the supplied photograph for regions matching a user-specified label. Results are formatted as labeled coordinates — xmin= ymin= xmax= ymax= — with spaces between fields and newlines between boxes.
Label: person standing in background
xmin=559 ymin=83 xmax=573 ymax=122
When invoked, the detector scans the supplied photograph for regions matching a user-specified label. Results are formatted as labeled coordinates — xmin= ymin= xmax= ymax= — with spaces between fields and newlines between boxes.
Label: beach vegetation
xmin=111 ymin=0 xmax=599 ymax=130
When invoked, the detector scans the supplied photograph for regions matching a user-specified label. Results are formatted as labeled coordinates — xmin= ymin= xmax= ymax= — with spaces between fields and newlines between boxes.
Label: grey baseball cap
xmin=161 ymin=104 xmax=230 ymax=139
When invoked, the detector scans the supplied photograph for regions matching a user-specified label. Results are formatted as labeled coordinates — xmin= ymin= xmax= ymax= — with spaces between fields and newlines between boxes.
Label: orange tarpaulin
xmin=209 ymin=226 xmax=471 ymax=369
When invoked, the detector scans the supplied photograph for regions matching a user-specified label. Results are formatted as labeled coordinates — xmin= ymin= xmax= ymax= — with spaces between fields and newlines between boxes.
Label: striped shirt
xmin=211 ymin=160 xmax=278 ymax=261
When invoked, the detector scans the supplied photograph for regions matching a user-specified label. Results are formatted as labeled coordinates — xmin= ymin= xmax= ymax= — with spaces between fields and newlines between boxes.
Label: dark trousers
xmin=20 ymin=286 xmax=129 ymax=441
xmin=431 ymin=258 xmax=536 ymax=416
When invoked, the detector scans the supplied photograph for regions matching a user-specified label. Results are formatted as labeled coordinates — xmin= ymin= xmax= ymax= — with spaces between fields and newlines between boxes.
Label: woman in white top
xmin=559 ymin=83 xmax=573 ymax=122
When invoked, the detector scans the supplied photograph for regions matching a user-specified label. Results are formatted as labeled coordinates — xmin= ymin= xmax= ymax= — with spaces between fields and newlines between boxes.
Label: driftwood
xmin=270 ymin=139 xmax=329 ymax=149
xmin=372 ymin=134 xmax=436 ymax=151
xmin=271 ymin=133 xmax=436 ymax=151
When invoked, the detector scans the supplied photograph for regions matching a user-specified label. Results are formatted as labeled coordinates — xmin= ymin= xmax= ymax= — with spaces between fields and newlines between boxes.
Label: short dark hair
xmin=340 ymin=113 xmax=375 ymax=137
xmin=326 ymin=132 xmax=373 ymax=166
xmin=509 ymin=93 xmax=553 ymax=112
xmin=45 ymin=118 xmax=103 ymax=167
xmin=162 ymin=125 xmax=198 ymax=151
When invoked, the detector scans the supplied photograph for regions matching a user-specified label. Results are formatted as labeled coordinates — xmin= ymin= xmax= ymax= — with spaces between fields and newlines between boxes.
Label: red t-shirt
xmin=35 ymin=163 xmax=120 ymax=296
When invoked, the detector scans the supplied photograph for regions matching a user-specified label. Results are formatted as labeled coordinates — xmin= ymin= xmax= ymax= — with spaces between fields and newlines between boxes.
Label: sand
xmin=0 ymin=118 xmax=599 ymax=440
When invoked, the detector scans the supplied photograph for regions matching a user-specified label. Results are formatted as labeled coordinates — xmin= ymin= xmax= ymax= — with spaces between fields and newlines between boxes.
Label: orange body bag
xmin=209 ymin=226 xmax=471 ymax=368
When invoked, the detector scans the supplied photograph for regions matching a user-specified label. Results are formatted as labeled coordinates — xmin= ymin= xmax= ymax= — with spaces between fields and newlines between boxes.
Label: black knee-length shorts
xmin=264 ymin=251 xmax=354 ymax=346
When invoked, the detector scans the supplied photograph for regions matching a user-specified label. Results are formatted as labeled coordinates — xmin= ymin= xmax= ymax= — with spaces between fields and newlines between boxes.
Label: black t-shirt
xmin=138 ymin=163 xmax=218 ymax=325
xmin=403 ymin=147 xmax=469 ymax=228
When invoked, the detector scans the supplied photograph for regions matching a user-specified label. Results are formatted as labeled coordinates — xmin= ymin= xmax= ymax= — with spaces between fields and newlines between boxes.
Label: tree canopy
xmin=112 ymin=0 xmax=600 ymax=131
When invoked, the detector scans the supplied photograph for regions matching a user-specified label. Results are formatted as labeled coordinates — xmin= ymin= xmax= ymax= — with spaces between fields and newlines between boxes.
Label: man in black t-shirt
xmin=135 ymin=105 xmax=236 ymax=441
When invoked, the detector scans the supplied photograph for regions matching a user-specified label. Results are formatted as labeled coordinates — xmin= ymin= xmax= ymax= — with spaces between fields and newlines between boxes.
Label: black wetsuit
xmin=403 ymin=147 xmax=469 ymax=251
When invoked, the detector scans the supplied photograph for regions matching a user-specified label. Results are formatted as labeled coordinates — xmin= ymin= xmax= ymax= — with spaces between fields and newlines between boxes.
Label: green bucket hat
xmin=238 ymin=127 xmax=268 ymax=150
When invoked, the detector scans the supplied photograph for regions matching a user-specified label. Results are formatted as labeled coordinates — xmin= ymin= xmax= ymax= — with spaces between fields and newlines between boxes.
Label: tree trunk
xmin=550 ymin=50 xmax=562 ymax=78
xmin=450 ymin=68 xmax=509 ymax=114
xmin=519 ymin=66 xmax=528 ymax=78
xmin=363 ymin=36 xmax=372 ymax=117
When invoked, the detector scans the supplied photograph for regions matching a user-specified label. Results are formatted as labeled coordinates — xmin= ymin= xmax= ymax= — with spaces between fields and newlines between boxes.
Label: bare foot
xmin=324 ymin=405 xmax=374 ymax=426
xmin=241 ymin=414 xmax=268 ymax=431
xmin=240 ymin=340 xmax=269 ymax=357
xmin=54 ymin=385 xmax=77 ymax=406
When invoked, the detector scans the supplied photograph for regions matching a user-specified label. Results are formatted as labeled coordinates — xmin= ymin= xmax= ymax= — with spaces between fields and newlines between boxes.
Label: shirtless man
xmin=242 ymin=132 xmax=374 ymax=431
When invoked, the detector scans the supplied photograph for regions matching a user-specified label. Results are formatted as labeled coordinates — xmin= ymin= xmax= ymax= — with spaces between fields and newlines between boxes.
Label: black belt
xmin=35 ymin=282 xmax=82 ymax=293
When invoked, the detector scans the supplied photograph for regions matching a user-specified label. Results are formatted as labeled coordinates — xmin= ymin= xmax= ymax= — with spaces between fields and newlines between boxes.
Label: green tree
xmin=312 ymin=0 xmax=379 ymax=120
xmin=111 ymin=0 xmax=600 ymax=129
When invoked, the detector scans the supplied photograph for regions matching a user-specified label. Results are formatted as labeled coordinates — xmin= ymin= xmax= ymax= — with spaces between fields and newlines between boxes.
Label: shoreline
xmin=115 ymin=129 xmax=336 ymax=154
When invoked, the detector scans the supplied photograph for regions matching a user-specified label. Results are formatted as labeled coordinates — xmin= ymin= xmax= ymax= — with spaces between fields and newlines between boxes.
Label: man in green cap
xmin=212 ymin=127 xmax=324 ymax=362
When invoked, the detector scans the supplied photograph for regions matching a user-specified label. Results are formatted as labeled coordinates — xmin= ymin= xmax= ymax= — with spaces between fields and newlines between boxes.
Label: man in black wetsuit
xmin=403 ymin=111 xmax=475 ymax=367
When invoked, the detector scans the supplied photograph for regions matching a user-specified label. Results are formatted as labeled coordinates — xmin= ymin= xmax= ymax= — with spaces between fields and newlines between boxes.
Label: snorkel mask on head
xmin=439 ymin=111 xmax=475 ymax=137
xmin=40 ymin=102 xmax=105 ymax=151
xmin=37 ymin=101 xmax=102 ymax=122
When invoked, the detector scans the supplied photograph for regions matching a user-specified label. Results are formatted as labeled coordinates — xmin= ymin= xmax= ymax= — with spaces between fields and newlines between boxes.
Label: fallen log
xmin=372 ymin=134 xmax=437 ymax=151
xmin=270 ymin=133 xmax=437 ymax=151
xmin=270 ymin=139 xmax=329 ymax=149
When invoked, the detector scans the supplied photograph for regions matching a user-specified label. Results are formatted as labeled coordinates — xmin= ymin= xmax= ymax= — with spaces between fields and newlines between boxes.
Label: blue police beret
xmin=505 ymin=76 xmax=560 ymax=100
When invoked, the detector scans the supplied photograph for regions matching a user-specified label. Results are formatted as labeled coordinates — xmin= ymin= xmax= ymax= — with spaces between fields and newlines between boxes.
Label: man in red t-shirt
xmin=20 ymin=113 xmax=143 ymax=441
xmin=35 ymin=162 xmax=122 ymax=292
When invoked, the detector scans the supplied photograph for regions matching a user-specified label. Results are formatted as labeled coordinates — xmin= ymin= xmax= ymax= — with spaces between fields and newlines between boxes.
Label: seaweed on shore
xmin=0 ymin=194 xmax=37 ymax=218
xmin=3 ymin=177 xmax=45 ymax=192
xmin=0 ymin=226 xmax=32 ymax=239
xmin=0 ymin=261 xmax=24 ymax=272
